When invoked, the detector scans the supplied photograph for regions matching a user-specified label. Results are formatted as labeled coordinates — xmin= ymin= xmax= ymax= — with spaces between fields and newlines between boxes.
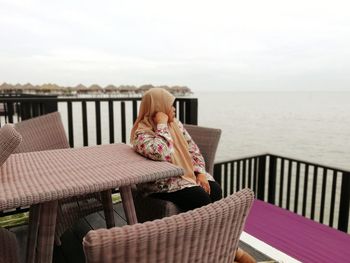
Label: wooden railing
xmin=0 ymin=96 xmax=198 ymax=147
xmin=214 ymin=154 xmax=350 ymax=233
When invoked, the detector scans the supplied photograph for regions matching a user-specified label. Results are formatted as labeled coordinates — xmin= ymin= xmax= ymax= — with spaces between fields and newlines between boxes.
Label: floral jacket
xmin=132 ymin=120 xmax=214 ymax=194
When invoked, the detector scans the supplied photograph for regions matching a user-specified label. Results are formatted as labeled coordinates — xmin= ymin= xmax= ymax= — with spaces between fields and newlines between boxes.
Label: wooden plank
xmin=113 ymin=202 xmax=126 ymax=221
xmin=98 ymin=209 xmax=126 ymax=227
xmin=84 ymin=212 xmax=108 ymax=230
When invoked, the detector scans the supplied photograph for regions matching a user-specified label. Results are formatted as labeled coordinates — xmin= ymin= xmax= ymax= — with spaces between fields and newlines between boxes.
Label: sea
xmin=194 ymin=91 xmax=350 ymax=230
xmin=197 ymin=91 xmax=350 ymax=171
xmin=59 ymin=91 xmax=350 ymax=171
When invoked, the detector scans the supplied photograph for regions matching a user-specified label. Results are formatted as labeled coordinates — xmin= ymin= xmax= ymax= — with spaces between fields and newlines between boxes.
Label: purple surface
xmin=244 ymin=200 xmax=350 ymax=263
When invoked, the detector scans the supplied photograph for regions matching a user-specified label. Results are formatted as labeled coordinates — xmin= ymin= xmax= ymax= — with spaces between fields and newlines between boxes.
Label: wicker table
xmin=0 ymin=143 xmax=183 ymax=263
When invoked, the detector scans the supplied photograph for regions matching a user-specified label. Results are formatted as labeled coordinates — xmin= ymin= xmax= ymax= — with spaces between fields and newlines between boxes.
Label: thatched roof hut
xmin=104 ymin=85 xmax=120 ymax=93
xmin=89 ymin=84 xmax=103 ymax=93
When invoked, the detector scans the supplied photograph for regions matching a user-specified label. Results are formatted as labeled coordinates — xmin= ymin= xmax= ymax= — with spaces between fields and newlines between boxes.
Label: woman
xmin=130 ymin=88 xmax=222 ymax=209
xmin=130 ymin=88 xmax=255 ymax=263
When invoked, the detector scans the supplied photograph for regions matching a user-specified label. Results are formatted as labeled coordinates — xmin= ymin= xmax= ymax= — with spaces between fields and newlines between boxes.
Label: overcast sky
xmin=0 ymin=0 xmax=349 ymax=92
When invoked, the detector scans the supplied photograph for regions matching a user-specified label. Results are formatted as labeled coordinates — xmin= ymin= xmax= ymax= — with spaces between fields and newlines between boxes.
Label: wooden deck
xmin=9 ymin=202 xmax=272 ymax=262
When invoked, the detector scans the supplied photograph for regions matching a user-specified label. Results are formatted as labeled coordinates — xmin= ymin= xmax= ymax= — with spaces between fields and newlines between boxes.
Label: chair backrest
xmin=14 ymin=112 xmax=69 ymax=153
xmin=0 ymin=124 xmax=22 ymax=167
xmin=0 ymin=125 xmax=21 ymax=263
xmin=183 ymin=124 xmax=221 ymax=175
xmin=83 ymin=188 xmax=254 ymax=263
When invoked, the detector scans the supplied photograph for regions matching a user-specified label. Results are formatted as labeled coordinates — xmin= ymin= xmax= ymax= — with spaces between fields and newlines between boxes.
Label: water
xmin=196 ymin=91 xmax=350 ymax=171
xmin=58 ymin=91 xmax=350 ymax=171
xmin=196 ymin=92 xmax=350 ymax=230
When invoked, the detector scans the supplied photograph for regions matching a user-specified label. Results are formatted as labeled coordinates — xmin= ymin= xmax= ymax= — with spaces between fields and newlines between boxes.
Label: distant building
xmin=0 ymin=83 xmax=193 ymax=97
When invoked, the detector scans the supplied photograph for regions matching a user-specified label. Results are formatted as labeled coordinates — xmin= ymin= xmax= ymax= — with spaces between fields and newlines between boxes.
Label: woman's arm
xmin=133 ymin=124 xmax=174 ymax=162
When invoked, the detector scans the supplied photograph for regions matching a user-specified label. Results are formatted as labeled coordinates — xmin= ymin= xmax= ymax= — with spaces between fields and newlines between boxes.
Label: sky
xmin=0 ymin=0 xmax=350 ymax=92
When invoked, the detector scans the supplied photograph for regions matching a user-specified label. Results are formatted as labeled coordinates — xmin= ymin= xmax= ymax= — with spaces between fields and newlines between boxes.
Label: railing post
xmin=338 ymin=172 xmax=350 ymax=232
xmin=185 ymin=98 xmax=198 ymax=125
xmin=268 ymin=155 xmax=277 ymax=204
xmin=257 ymin=155 xmax=266 ymax=200
xmin=20 ymin=101 xmax=32 ymax=120
xmin=67 ymin=101 xmax=74 ymax=148
xmin=20 ymin=95 xmax=58 ymax=120
xmin=213 ymin=163 xmax=222 ymax=186
xmin=42 ymin=96 xmax=58 ymax=114
xmin=6 ymin=102 xmax=14 ymax=123
xmin=121 ymin=101 xmax=126 ymax=143
xmin=95 ymin=101 xmax=101 ymax=145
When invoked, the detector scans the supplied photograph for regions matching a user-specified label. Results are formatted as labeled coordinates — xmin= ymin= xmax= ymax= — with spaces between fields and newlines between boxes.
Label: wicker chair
xmin=13 ymin=112 xmax=115 ymax=245
xmin=0 ymin=124 xmax=22 ymax=166
xmin=83 ymin=188 xmax=254 ymax=263
xmin=133 ymin=124 xmax=222 ymax=222
xmin=0 ymin=124 xmax=22 ymax=263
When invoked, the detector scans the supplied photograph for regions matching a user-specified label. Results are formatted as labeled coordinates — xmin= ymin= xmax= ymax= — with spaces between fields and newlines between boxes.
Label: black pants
xmin=151 ymin=180 xmax=222 ymax=212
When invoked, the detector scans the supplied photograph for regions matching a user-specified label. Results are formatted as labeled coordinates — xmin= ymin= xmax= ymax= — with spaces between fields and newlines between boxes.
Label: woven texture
xmin=83 ymin=188 xmax=254 ymax=263
xmin=14 ymin=112 xmax=70 ymax=153
xmin=0 ymin=125 xmax=21 ymax=263
xmin=133 ymin=124 xmax=222 ymax=222
xmin=1 ymin=112 xmax=183 ymax=262
xmin=1 ymin=143 xmax=183 ymax=262
xmin=0 ymin=124 xmax=22 ymax=167
xmin=183 ymin=124 xmax=221 ymax=176
xmin=0 ymin=228 xmax=19 ymax=263
xmin=0 ymin=143 xmax=184 ymax=210
xmin=12 ymin=112 xmax=116 ymax=243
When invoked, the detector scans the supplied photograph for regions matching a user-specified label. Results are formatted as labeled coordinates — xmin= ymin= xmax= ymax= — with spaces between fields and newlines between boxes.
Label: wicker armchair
xmin=0 ymin=124 xmax=22 ymax=166
xmin=133 ymin=124 xmax=222 ymax=222
xmin=83 ymin=188 xmax=254 ymax=263
xmin=13 ymin=112 xmax=115 ymax=245
xmin=0 ymin=124 xmax=22 ymax=263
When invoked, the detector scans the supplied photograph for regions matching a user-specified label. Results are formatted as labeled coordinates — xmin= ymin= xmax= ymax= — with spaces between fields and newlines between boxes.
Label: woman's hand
xmin=154 ymin=112 xmax=168 ymax=125
xmin=196 ymin=173 xmax=210 ymax=194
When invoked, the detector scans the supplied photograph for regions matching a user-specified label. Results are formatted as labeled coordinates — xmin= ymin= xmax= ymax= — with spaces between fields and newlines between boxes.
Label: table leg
xmin=35 ymin=200 xmax=58 ymax=263
xmin=119 ymin=186 xmax=138 ymax=224
xmin=26 ymin=205 xmax=41 ymax=263
xmin=101 ymin=189 xmax=115 ymax=228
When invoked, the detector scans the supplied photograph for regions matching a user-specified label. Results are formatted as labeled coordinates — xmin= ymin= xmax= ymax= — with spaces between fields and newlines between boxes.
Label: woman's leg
xmin=151 ymin=186 xmax=211 ymax=212
xmin=235 ymin=248 xmax=256 ymax=263
xmin=208 ymin=181 xmax=223 ymax=202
